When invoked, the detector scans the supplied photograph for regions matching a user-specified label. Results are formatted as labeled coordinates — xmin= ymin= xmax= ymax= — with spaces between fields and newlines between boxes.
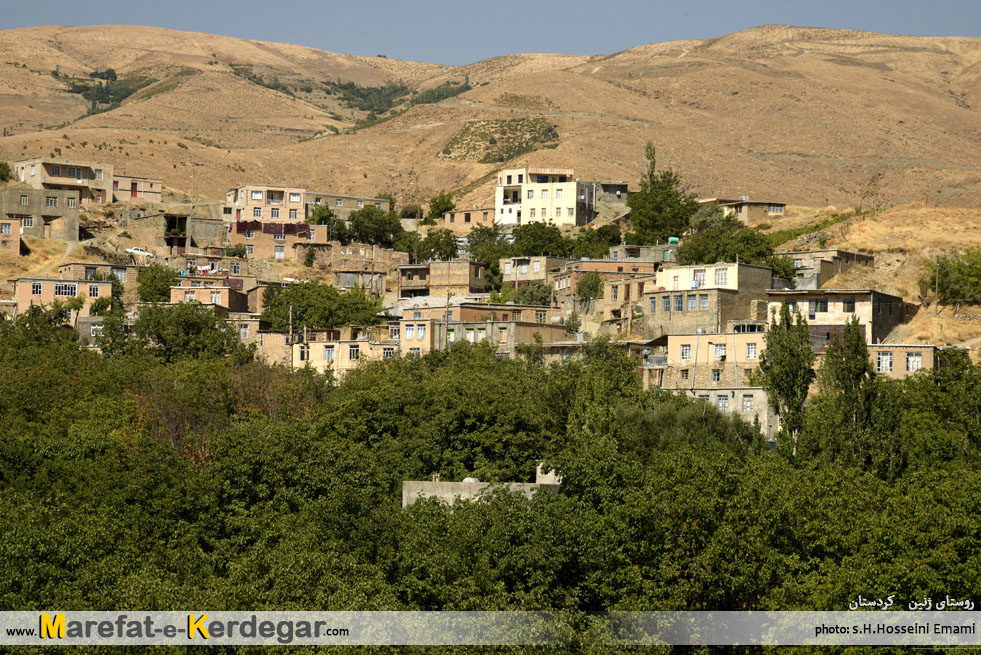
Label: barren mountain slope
xmin=0 ymin=24 xmax=979 ymax=208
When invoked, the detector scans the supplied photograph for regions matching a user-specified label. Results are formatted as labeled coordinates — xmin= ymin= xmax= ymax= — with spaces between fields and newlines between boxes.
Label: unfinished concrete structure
xmin=0 ymin=188 xmax=80 ymax=242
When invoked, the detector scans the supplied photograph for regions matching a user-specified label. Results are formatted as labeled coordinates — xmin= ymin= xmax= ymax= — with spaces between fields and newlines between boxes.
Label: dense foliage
xmin=3 ymin=307 xmax=981 ymax=651
xmin=136 ymin=263 xmax=178 ymax=303
xmin=260 ymin=281 xmax=383 ymax=332
xmin=921 ymin=246 xmax=981 ymax=304
xmin=679 ymin=211 xmax=797 ymax=281
xmin=625 ymin=141 xmax=699 ymax=244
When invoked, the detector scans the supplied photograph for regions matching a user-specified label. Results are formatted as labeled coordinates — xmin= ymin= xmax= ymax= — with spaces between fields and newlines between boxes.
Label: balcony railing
xmin=643 ymin=355 xmax=668 ymax=369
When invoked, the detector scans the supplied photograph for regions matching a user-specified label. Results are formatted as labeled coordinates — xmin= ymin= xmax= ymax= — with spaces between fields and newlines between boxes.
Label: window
xmin=95 ymin=169 xmax=103 ymax=180
xmin=793 ymin=258 xmax=803 ymax=268
xmin=335 ymin=199 xmax=343 ymax=207
xmin=389 ymin=326 xmax=400 ymax=340
xmin=688 ymin=295 xmax=696 ymax=311
xmin=90 ymin=324 xmax=103 ymax=338
xmin=186 ymin=259 xmax=196 ymax=268
xmin=246 ymin=230 xmax=255 ymax=239
xmin=698 ymin=394 xmax=710 ymax=402
xmin=405 ymin=324 xmax=415 ymax=339
xmin=184 ymin=290 xmax=195 ymax=302
xmin=31 ymin=282 xmax=41 ymax=295
xmin=717 ymin=395 xmax=729 ymax=412
xmin=477 ymin=328 xmax=487 ymax=341
xmin=251 ymin=190 xmax=264 ymax=200
xmin=555 ymin=189 xmax=563 ymax=200
xmin=612 ymin=286 xmax=618 ymax=301
xmin=324 ymin=345 xmax=334 ymax=362
xmin=876 ymin=351 xmax=893 ymax=372
xmin=253 ymin=207 xmax=262 ymax=218
xmin=88 ymin=285 xmax=99 ymax=298
xmin=768 ymin=205 xmax=784 ymax=214
xmin=464 ymin=213 xmax=471 ymax=223
xmin=843 ymin=299 xmax=856 ymax=313
xmin=700 ymin=294 xmax=709 ymax=310
xmin=786 ymin=300 xmax=797 ymax=313
xmin=504 ymin=262 xmax=512 ymax=274
xmin=715 ymin=268 xmax=728 ymax=285
xmin=29 ymin=165 xmax=35 ymax=176
xmin=680 ymin=369 xmax=689 ymax=380
xmin=383 ymin=347 xmax=395 ymax=359
xmin=498 ymin=327 xmax=508 ymax=342
xmin=568 ymin=207 xmax=574 ymax=217
xmin=67 ymin=197 xmax=76 ymax=208
xmin=680 ymin=344 xmax=691 ymax=361
xmin=447 ymin=329 xmax=455 ymax=343
xmin=51 ymin=165 xmax=61 ymax=176
xmin=19 ymin=195 xmax=28 ymax=206
xmin=555 ymin=207 xmax=561 ymax=218
xmin=271 ymin=208 xmax=280 ymax=219
xmin=672 ymin=275 xmax=679 ymax=290
xmin=663 ymin=249 xmax=671 ymax=262
xmin=68 ymin=167 xmax=80 ymax=178
xmin=409 ymin=347 xmax=421 ymax=357
xmin=808 ymin=299 xmax=829 ymax=314
xmin=273 ymin=233 xmax=286 ymax=241
xmin=45 ymin=196 xmax=58 ymax=207
xmin=746 ymin=343 xmax=757 ymax=359
xmin=413 ymin=312 xmax=422 ymax=319
xmin=274 ymin=246 xmax=284 ymax=260
xmin=0 ymin=223 xmax=8 ymax=235
xmin=518 ymin=174 xmax=523 ymax=183
xmin=674 ymin=295 xmax=683 ymax=312
xmin=533 ymin=261 xmax=540 ymax=273
xmin=349 ymin=345 xmax=360 ymax=361
xmin=712 ymin=369 xmax=721 ymax=382
xmin=289 ymin=193 xmax=301 ymax=203
xmin=84 ymin=266 xmax=97 ymax=279
xmin=693 ymin=269 xmax=706 ymax=286
xmin=536 ymin=310 xmax=546 ymax=324
xmin=541 ymin=190 xmax=548 ymax=199
xmin=526 ymin=189 xmax=534 ymax=199
xmin=357 ymin=201 xmax=364 ymax=208
xmin=246 ymin=245 xmax=254 ymax=255
xmin=506 ymin=175 xmax=512 ymax=184
xmin=742 ymin=395 xmax=754 ymax=413
xmin=650 ymin=298 xmax=656 ymax=314
xmin=54 ymin=282 xmax=76 ymax=297
xmin=22 ymin=216 xmax=33 ymax=228
xmin=230 ymin=262 xmax=241 ymax=275
xmin=417 ymin=324 xmax=427 ymax=339
xmin=298 ymin=345 xmax=309 ymax=362
xmin=715 ymin=344 xmax=726 ymax=360
xmin=210 ymin=291 xmax=221 ymax=305
xmin=662 ymin=296 xmax=670 ymax=312
xmin=907 ymin=352 xmax=922 ymax=371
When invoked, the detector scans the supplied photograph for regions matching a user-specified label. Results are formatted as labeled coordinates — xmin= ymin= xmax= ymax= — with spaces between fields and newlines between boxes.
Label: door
xmin=131 ymin=182 xmax=138 ymax=198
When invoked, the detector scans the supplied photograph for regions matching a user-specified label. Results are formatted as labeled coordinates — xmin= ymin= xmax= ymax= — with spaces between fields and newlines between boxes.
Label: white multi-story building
xmin=493 ymin=167 xmax=596 ymax=228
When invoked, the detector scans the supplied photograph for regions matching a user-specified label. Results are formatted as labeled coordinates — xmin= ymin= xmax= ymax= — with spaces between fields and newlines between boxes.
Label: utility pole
xmin=935 ymin=254 xmax=940 ymax=315
xmin=190 ymin=170 xmax=194 ymax=203
xmin=289 ymin=303 xmax=294 ymax=368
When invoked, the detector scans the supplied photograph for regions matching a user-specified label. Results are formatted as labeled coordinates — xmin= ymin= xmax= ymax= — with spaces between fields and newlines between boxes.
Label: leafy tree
xmin=427 ymin=191 xmax=455 ymax=221
xmin=375 ymin=191 xmax=396 ymax=211
xmin=417 ymin=228 xmax=458 ymax=261
xmin=576 ymin=271 xmax=603 ymax=301
xmin=920 ymin=247 xmax=981 ymax=304
xmin=308 ymin=205 xmax=352 ymax=244
xmin=564 ymin=312 xmax=581 ymax=335
xmin=756 ymin=302 xmax=816 ymax=457
xmin=0 ymin=160 xmax=11 ymax=182
xmin=467 ymin=224 xmax=513 ymax=291
xmin=571 ymin=226 xmax=620 ymax=259
xmin=513 ymin=282 xmax=552 ymax=306
xmin=393 ymin=230 xmax=422 ymax=258
xmin=510 ymin=222 xmax=572 ymax=257
xmin=625 ymin=141 xmax=699 ymax=244
xmin=679 ymin=216 xmax=797 ymax=282
xmin=400 ymin=203 xmax=423 ymax=219
xmin=348 ymin=205 xmax=403 ymax=248
xmin=99 ymin=302 xmax=252 ymax=363
xmin=225 ymin=243 xmax=247 ymax=258
xmin=261 ymin=281 xmax=382 ymax=332
xmin=137 ymin=263 xmax=178 ymax=303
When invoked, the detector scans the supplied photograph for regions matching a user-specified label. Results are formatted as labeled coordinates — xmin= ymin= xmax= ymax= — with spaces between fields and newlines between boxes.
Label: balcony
xmin=643 ymin=355 xmax=668 ymax=369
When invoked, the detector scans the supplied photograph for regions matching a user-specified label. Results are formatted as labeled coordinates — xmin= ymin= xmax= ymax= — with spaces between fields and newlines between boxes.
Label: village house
xmin=698 ymin=197 xmax=786 ymax=225
xmin=0 ymin=188 xmax=80 ymax=242
xmin=494 ymin=167 xmax=597 ymax=227
xmin=437 ymin=207 xmax=496 ymax=237
xmin=224 ymin=184 xmax=306 ymax=222
xmin=163 ymin=254 xmax=251 ymax=277
xmin=766 ymin=289 xmax=907 ymax=349
xmin=57 ymin=262 xmax=140 ymax=303
xmin=169 ymin=283 xmax=250 ymax=313
xmin=608 ymin=243 xmax=679 ymax=264
xmin=304 ymin=192 xmax=391 ymax=222
xmin=398 ymin=260 xmax=487 ymax=298
xmin=499 ymin=256 xmax=570 ymax=288
xmin=778 ymin=249 xmax=875 ymax=289
xmin=10 ymin=276 xmax=115 ymax=317
xmin=14 ymin=158 xmax=161 ymax=205
xmin=228 ymin=220 xmax=330 ymax=260
xmin=294 ymin=320 xmax=438 ymax=379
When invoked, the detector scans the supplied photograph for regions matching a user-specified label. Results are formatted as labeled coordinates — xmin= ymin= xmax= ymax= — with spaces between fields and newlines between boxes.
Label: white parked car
xmin=125 ymin=247 xmax=155 ymax=258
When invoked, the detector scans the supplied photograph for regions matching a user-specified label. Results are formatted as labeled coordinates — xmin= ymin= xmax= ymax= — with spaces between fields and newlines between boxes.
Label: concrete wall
xmin=112 ymin=175 xmax=163 ymax=203
xmin=303 ymin=193 xmax=391 ymax=222
xmin=15 ymin=158 xmax=113 ymax=205
xmin=402 ymin=480 xmax=560 ymax=508
xmin=0 ymin=188 xmax=80 ymax=241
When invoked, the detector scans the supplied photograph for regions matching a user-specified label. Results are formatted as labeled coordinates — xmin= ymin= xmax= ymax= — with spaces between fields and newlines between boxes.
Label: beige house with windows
xmin=15 ymin=158 xmax=113 ymax=204
xmin=499 ymin=256 xmax=569 ymax=288
xmin=228 ymin=221 xmax=330 ymax=260
xmin=57 ymin=262 xmax=140 ymax=303
xmin=698 ymin=197 xmax=786 ymax=225
xmin=494 ymin=167 xmax=596 ymax=227
xmin=0 ymin=188 xmax=80 ymax=241
xmin=766 ymin=289 xmax=906 ymax=349
xmin=0 ymin=216 xmax=19 ymax=254
xmin=439 ymin=207 xmax=495 ymax=236
xmin=111 ymin=174 xmax=162 ymax=203
xmin=304 ymin=192 xmax=391 ymax=222
xmin=169 ymin=285 xmax=250 ymax=312
xmin=225 ymin=184 xmax=306 ymax=222
xmin=398 ymin=260 xmax=486 ymax=298
xmin=10 ymin=276 xmax=115 ymax=317
xmin=293 ymin=320 xmax=439 ymax=379
xmin=779 ymin=249 xmax=875 ymax=289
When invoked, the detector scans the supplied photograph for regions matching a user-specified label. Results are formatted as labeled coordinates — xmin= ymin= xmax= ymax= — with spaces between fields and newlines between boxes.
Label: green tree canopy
xmin=427 ymin=191 xmax=456 ymax=221
xmin=348 ymin=205 xmax=403 ymax=248
xmin=260 ymin=281 xmax=382 ymax=332
xmin=679 ymin=215 xmax=797 ymax=281
xmin=625 ymin=142 xmax=699 ymax=244
xmin=137 ymin=263 xmax=178 ymax=303
xmin=510 ymin=222 xmax=572 ymax=257
xmin=417 ymin=228 xmax=459 ymax=261
xmin=576 ymin=271 xmax=603 ymax=300
xmin=0 ymin=160 xmax=11 ymax=182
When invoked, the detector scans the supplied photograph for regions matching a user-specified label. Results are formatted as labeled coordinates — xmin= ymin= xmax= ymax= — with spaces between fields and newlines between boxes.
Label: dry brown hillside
xmin=1 ymin=24 xmax=980 ymax=210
